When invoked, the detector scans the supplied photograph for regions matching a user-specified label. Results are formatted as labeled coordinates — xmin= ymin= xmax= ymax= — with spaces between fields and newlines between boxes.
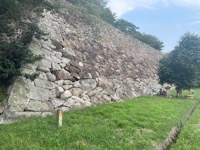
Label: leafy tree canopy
xmin=135 ymin=33 xmax=164 ymax=50
xmin=114 ymin=19 xmax=139 ymax=35
xmin=158 ymin=33 xmax=200 ymax=96
xmin=114 ymin=19 xmax=164 ymax=50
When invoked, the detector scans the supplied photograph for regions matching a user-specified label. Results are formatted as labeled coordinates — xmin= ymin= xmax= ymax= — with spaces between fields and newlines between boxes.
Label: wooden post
xmin=57 ymin=109 xmax=62 ymax=127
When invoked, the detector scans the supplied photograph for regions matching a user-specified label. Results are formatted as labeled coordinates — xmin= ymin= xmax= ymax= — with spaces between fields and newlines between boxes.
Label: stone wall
xmin=0 ymin=8 xmax=163 ymax=123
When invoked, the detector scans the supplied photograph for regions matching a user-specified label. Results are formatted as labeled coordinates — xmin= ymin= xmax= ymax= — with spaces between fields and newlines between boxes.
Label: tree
xmin=135 ymin=33 xmax=164 ymax=50
xmin=114 ymin=19 xmax=164 ymax=50
xmin=114 ymin=19 xmax=139 ymax=35
xmin=158 ymin=33 xmax=200 ymax=97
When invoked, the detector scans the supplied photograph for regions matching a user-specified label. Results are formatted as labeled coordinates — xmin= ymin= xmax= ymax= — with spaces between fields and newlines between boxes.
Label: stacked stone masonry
xmin=0 ymin=8 xmax=163 ymax=123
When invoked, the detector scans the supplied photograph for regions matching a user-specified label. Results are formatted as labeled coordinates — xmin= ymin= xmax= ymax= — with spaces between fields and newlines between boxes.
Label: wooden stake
xmin=57 ymin=109 xmax=62 ymax=127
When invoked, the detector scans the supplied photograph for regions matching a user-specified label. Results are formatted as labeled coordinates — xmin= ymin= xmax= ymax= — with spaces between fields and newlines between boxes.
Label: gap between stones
xmin=157 ymin=100 xmax=200 ymax=150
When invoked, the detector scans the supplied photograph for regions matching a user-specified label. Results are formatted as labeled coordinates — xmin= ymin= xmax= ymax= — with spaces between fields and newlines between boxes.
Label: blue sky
xmin=107 ymin=0 xmax=200 ymax=52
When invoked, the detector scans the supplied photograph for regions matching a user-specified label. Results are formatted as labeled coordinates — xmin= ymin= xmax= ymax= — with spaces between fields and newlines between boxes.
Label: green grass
xmin=0 ymin=96 xmax=196 ymax=150
xmin=170 ymin=101 xmax=200 ymax=149
xmin=170 ymin=88 xmax=200 ymax=99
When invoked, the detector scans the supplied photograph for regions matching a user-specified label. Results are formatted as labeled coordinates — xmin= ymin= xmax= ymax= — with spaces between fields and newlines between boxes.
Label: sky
xmin=107 ymin=0 xmax=200 ymax=52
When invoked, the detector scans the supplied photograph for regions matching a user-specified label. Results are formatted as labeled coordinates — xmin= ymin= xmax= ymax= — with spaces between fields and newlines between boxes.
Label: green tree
xmin=135 ymin=33 xmax=164 ymax=50
xmin=114 ymin=19 xmax=164 ymax=50
xmin=114 ymin=19 xmax=139 ymax=35
xmin=158 ymin=33 xmax=200 ymax=97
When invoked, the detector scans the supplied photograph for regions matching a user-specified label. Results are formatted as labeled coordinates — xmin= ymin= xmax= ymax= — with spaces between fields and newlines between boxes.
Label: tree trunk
xmin=176 ymin=88 xmax=182 ymax=98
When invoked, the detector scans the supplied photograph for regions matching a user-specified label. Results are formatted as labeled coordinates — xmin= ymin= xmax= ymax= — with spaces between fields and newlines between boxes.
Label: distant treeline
xmin=66 ymin=0 xmax=164 ymax=50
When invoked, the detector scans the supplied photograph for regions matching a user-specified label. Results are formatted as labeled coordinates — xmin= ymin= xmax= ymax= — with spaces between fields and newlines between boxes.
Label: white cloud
xmin=107 ymin=0 xmax=200 ymax=17
xmin=107 ymin=0 xmax=160 ymax=17
xmin=190 ymin=20 xmax=200 ymax=25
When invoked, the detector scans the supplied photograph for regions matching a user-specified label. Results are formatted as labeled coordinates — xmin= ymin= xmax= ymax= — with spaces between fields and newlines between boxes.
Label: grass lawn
xmin=0 ymin=96 xmax=196 ymax=150
xmin=170 ymin=88 xmax=200 ymax=100
xmin=171 ymin=102 xmax=200 ymax=150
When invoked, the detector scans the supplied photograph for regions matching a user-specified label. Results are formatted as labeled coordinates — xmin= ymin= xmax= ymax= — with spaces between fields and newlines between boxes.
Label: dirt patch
xmin=195 ymin=123 xmax=200 ymax=131
xmin=136 ymin=128 xmax=153 ymax=134
xmin=152 ymin=141 xmax=162 ymax=150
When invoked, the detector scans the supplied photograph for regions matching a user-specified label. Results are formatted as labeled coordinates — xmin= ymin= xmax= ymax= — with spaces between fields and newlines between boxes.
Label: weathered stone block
xmin=49 ymin=89 xmax=56 ymax=99
xmin=7 ymin=78 xmax=31 ymax=111
xmin=38 ymin=59 xmax=51 ymax=68
xmin=51 ymin=55 xmax=62 ymax=63
xmin=63 ymin=47 xmax=76 ymax=56
xmin=62 ymin=57 xmax=71 ymax=64
xmin=60 ymin=90 xmax=72 ymax=100
xmin=55 ymin=80 xmax=64 ymax=86
xmin=0 ymin=106 xmax=4 ymax=114
xmin=56 ymin=87 xmax=64 ymax=97
xmin=81 ymin=79 xmax=97 ymax=91
xmin=62 ymin=84 xmax=73 ymax=90
xmin=37 ymin=66 xmax=50 ymax=73
xmin=54 ymin=69 xmax=70 ymax=80
xmin=63 ymin=98 xmax=75 ymax=107
xmin=46 ymin=72 xmax=56 ymax=81
xmin=34 ymin=79 xmax=55 ymax=89
xmin=52 ymin=62 xmax=61 ymax=71
xmin=51 ymin=98 xmax=65 ymax=108
xmin=27 ymin=100 xmax=51 ymax=112
xmin=29 ymin=86 xmax=49 ymax=101
xmin=71 ymin=96 xmax=85 ymax=104
xmin=71 ymin=88 xmax=83 ymax=97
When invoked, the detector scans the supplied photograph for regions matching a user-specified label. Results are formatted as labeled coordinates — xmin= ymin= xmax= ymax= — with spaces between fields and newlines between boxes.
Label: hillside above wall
xmin=0 ymin=0 xmax=163 ymax=123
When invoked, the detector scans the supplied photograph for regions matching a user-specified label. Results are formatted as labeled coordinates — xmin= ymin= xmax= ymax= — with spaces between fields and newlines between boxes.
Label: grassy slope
xmin=0 ymin=96 xmax=196 ymax=150
xmin=171 ymin=104 xmax=200 ymax=150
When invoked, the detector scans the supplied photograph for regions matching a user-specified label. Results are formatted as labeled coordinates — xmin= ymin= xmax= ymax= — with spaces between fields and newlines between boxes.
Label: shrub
xmin=0 ymin=40 xmax=42 ymax=83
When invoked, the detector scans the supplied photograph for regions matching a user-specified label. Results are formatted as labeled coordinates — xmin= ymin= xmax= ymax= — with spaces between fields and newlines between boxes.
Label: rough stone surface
xmin=62 ymin=84 xmax=73 ymax=90
xmin=29 ymin=86 xmax=49 ymax=101
xmin=27 ymin=100 xmax=52 ymax=112
xmin=0 ymin=106 xmax=4 ymax=114
xmin=38 ymin=59 xmax=51 ymax=68
xmin=49 ymin=89 xmax=56 ymax=99
xmin=55 ymin=69 xmax=70 ymax=80
xmin=71 ymin=88 xmax=83 ymax=97
xmin=52 ymin=62 xmax=61 ymax=71
xmin=46 ymin=72 xmax=56 ymax=81
xmin=55 ymin=86 xmax=64 ymax=97
xmin=60 ymin=90 xmax=72 ymax=100
xmin=37 ymin=66 xmax=50 ymax=73
xmin=63 ymin=98 xmax=75 ymax=107
xmin=51 ymin=98 xmax=65 ymax=108
xmin=81 ymin=79 xmax=97 ymax=91
xmin=1 ymin=5 xmax=164 ymax=123
xmin=7 ymin=78 xmax=30 ymax=111
xmin=34 ymin=79 xmax=55 ymax=89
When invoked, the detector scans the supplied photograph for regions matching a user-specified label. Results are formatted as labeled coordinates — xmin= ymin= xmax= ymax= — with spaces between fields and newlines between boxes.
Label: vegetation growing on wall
xmin=64 ymin=0 xmax=164 ymax=50
xmin=0 ymin=40 xmax=41 ymax=83
xmin=65 ymin=0 xmax=116 ymax=25
xmin=114 ymin=19 xmax=164 ymax=50
xmin=0 ymin=0 xmax=56 ymax=84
